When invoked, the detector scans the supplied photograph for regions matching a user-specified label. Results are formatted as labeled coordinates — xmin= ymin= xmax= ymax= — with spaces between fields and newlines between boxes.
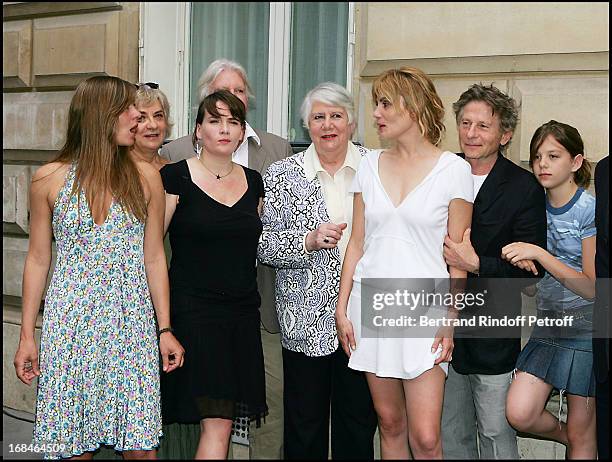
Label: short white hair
xmin=196 ymin=59 xmax=254 ymax=103
xmin=300 ymin=82 xmax=355 ymax=128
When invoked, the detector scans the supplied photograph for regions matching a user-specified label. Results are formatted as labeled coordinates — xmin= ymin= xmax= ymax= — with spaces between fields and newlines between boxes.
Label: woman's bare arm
xmin=140 ymin=163 xmax=184 ymax=372
xmin=14 ymin=164 xmax=64 ymax=384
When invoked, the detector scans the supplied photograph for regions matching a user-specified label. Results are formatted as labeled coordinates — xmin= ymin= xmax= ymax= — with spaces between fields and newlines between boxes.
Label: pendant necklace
xmin=200 ymin=157 xmax=234 ymax=180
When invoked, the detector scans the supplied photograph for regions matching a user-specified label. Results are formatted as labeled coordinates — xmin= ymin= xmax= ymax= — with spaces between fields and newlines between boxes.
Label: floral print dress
xmin=33 ymin=165 xmax=162 ymax=459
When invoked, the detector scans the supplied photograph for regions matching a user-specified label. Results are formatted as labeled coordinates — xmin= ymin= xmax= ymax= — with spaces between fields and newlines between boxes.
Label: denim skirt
xmin=515 ymin=309 xmax=595 ymax=397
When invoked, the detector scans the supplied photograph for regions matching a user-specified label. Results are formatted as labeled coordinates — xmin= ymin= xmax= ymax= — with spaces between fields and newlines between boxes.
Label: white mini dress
xmin=347 ymin=150 xmax=473 ymax=379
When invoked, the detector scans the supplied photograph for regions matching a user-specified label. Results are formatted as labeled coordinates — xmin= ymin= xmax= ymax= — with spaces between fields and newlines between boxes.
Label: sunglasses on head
xmin=135 ymin=82 xmax=159 ymax=90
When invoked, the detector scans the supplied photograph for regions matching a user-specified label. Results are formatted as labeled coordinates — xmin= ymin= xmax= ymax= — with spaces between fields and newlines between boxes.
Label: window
xmin=189 ymin=3 xmax=270 ymax=134
xmin=287 ymin=3 xmax=349 ymax=143
xmin=140 ymin=2 xmax=352 ymax=145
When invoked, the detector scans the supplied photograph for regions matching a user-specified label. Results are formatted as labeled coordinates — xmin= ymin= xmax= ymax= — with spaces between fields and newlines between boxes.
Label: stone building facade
xmin=3 ymin=2 xmax=609 ymax=458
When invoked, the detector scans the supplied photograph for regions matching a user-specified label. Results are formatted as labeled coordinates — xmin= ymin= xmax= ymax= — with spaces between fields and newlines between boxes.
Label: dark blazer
xmin=593 ymin=156 xmax=609 ymax=380
xmin=160 ymin=128 xmax=293 ymax=333
xmin=452 ymin=153 xmax=547 ymax=375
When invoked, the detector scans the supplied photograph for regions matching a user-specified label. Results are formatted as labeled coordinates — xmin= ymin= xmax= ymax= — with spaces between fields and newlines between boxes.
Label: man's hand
xmin=443 ymin=228 xmax=480 ymax=274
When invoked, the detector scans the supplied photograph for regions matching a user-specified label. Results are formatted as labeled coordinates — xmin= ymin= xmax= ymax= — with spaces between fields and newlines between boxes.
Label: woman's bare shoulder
xmin=134 ymin=159 xmax=163 ymax=186
xmin=134 ymin=160 xmax=164 ymax=202
xmin=32 ymin=161 xmax=70 ymax=183
xmin=30 ymin=162 xmax=71 ymax=209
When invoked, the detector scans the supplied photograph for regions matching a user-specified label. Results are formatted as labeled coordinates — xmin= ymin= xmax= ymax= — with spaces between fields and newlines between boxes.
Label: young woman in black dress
xmin=159 ymin=90 xmax=267 ymax=459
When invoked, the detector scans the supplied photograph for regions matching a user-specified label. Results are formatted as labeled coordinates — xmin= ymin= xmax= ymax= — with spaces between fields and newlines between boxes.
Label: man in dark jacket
xmin=441 ymin=84 xmax=547 ymax=459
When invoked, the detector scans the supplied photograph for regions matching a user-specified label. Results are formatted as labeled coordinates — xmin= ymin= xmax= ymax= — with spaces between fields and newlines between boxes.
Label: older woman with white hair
xmin=258 ymin=82 xmax=378 ymax=460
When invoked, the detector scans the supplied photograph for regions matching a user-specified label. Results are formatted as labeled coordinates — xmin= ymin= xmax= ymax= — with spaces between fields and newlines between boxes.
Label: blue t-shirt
xmin=536 ymin=188 xmax=596 ymax=312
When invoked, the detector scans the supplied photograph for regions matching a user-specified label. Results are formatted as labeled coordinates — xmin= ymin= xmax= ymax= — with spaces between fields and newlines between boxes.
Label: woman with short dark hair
xmin=159 ymin=90 xmax=268 ymax=459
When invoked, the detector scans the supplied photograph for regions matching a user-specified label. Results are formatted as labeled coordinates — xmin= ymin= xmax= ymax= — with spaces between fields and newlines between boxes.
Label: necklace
xmin=200 ymin=157 xmax=234 ymax=180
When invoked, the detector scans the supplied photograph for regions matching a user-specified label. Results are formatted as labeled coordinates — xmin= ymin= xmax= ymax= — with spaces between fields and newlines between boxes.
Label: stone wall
xmin=352 ymin=2 xmax=609 ymax=171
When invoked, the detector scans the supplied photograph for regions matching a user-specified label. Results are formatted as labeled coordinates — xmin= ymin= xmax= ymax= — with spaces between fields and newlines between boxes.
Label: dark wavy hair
xmin=529 ymin=120 xmax=591 ymax=188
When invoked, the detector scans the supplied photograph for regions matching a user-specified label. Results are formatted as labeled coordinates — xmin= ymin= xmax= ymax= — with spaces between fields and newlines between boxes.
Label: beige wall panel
xmin=3 ymin=165 xmax=32 ymax=234
xmin=34 ymin=24 xmax=107 ymax=74
xmin=357 ymin=80 xmax=377 ymax=149
xmin=3 ymin=31 xmax=20 ymax=76
xmin=3 ymin=237 xmax=29 ymax=298
xmin=366 ymin=3 xmax=609 ymax=62
xmin=3 ymin=237 xmax=56 ymax=299
xmin=117 ymin=1 xmax=139 ymax=82
xmin=2 ymin=20 xmax=32 ymax=88
xmin=513 ymin=77 xmax=609 ymax=163
xmin=3 ymin=91 xmax=72 ymax=150
xmin=4 ymin=177 xmax=17 ymax=222
xmin=32 ymin=11 xmax=120 ymax=86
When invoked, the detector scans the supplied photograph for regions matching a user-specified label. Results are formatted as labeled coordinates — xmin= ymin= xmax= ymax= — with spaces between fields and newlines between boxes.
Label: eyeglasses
xmin=135 ymin=82 xmax=159 ymax=90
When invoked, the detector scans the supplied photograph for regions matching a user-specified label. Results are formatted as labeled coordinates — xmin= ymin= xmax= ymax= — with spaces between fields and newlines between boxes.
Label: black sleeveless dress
xmin=159 ymin=160 xmax=268 ymax=425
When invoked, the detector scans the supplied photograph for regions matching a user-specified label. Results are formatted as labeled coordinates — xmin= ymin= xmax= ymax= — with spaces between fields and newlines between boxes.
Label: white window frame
xmin=139 ymin=2 xmax=191 ymax=138
xmin=266 ymin=2 xmax=291 ymax=139
xmin=139 ymin=2 xmax=354 ymax=141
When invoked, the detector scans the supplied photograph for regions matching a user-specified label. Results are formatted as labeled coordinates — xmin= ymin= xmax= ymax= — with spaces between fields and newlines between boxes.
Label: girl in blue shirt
xmin=501 ymin=120 xmax=596 ymax=459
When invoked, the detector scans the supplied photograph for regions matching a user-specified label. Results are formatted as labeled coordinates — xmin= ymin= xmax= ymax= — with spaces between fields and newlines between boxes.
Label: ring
xmin=323 ymin=237 xmax=329 ymax=243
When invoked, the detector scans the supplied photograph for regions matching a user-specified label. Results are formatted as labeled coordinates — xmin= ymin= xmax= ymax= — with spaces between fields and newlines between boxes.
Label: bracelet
xmin=157 ymin=327 xmax=174 ymax=338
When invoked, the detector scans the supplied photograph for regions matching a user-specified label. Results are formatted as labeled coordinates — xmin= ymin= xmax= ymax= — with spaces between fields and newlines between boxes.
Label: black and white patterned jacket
xmin=257 ymin=144 xmax=368 ymax=357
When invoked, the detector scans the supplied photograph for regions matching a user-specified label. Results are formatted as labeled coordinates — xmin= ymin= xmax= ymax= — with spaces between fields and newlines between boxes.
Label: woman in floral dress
xmin=13 ymin=75 xmax=184 ymax=459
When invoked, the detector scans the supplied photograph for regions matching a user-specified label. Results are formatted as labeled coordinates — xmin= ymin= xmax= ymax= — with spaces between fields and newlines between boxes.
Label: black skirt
xmin=160 ymin=291 xmax=268 ymax=426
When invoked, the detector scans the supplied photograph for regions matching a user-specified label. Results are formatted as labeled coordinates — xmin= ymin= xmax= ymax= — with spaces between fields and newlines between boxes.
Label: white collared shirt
xmin=303 ymin=142 xmax=362 ymax=262
xmin=232 ymin=122 xmax=260 ymax=167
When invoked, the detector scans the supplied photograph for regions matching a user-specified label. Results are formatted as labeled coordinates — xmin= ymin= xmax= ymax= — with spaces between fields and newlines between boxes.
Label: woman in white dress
xmin=336 ymin=67 xmax=474 ymax=459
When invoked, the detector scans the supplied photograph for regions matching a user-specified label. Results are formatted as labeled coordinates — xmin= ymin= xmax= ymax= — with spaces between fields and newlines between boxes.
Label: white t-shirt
xmin=473 ymin=173 xmax=488 ymax=198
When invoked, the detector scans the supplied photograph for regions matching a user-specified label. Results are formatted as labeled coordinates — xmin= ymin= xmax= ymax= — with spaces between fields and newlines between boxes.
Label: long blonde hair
xmin=53 ymin=75 xmax=147 ymax=222
xmin=372 ymin=67 xmax=445 ymax=146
